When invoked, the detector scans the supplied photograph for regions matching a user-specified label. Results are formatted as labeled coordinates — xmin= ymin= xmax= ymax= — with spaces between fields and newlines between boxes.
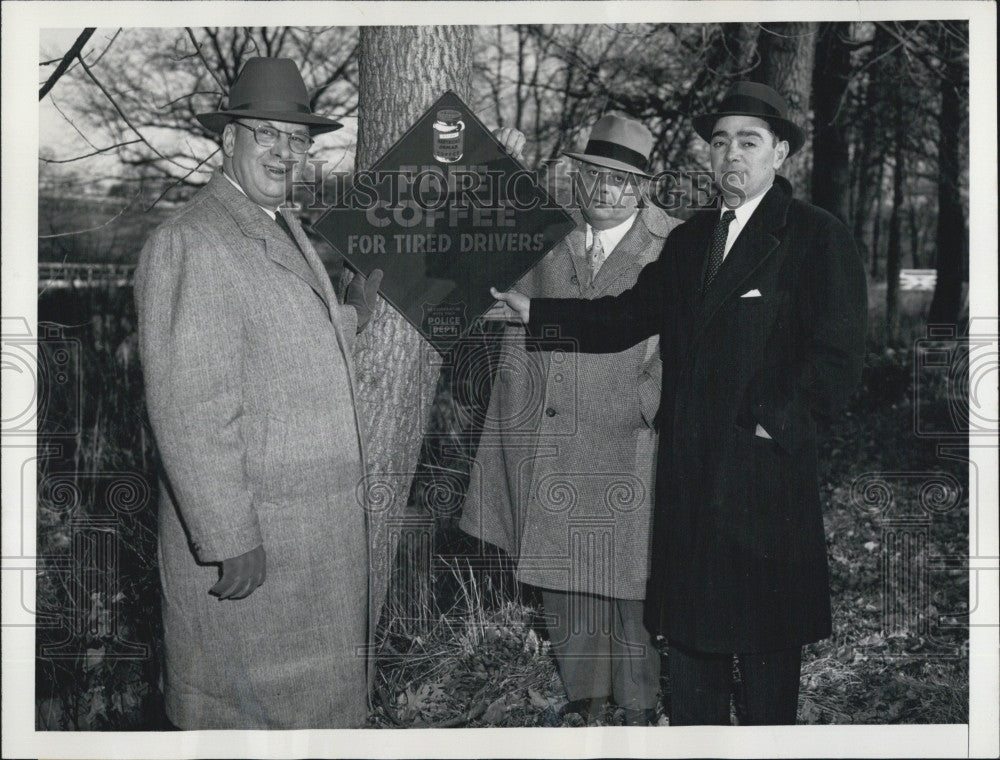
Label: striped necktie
xmin=587 ymin=232 xmax=605 ymax=282
xmin=704 ymin=209 xmax=736 ymax=288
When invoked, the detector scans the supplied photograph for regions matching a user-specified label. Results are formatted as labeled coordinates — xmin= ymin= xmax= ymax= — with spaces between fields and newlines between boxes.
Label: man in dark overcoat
xmin=135 ymin=58 xmax=380 ymax=728
xmin=491 ymin=82 xmax=867 ymax=725
xmin=463 ymin=115 xmax=679 ymax=725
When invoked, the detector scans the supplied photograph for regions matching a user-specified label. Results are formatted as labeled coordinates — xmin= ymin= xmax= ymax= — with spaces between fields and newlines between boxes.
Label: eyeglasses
xmin=233 ymin=121 xmax=314 ymax=154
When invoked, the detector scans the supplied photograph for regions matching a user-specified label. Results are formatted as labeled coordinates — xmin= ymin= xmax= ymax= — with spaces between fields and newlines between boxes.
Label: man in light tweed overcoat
xmin=135 ymin=58 xmax=380 ymax=729
xmin=493 ymin=83 xmax=867 ymax=725
xmin=461 ymin=116 xmax=679 ymax=725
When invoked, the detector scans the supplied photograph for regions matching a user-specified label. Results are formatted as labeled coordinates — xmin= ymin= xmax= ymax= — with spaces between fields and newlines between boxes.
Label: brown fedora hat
xmin=692 ymin=81 xmax=805 ymax=156
xmin=563 ymin=114 xmax=654 ymax=178
xmin=196 ymin=57 xmax=343 ymax=135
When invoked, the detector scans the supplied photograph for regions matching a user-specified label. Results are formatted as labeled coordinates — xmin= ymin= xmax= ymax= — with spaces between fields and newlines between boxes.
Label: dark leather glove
xmin=209 ymin=544 xmax=266 ymax=600
xmin=345 ymin=268 xmax=384 ymax=333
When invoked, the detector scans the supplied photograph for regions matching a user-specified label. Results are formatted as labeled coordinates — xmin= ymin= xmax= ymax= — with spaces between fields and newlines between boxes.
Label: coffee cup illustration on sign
xmin=433 ymin=109 xmax=465 ymax=163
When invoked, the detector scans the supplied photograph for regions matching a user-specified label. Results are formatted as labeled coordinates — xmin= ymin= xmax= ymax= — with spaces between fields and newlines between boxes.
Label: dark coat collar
xmin=689 ymin=175 xmax=793 ymax=326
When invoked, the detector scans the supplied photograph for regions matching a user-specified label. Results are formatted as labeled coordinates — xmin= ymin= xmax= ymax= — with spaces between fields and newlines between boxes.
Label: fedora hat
xmin=563 ymin=114 xmax=654 ymax=178
xmin=196 ymin=57 xmax=343 ymax=135
xmin=692 ymin=81 xmax=805 ymax=156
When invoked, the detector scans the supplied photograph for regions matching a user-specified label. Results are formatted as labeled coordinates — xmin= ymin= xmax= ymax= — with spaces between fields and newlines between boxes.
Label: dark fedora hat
xmin=692 ymin=81 xmax=805 ymax=156
xmin=196 ymin=57 xmax=343 ymax=135
xmin=563 ymin=113 xmax=654 ymax=178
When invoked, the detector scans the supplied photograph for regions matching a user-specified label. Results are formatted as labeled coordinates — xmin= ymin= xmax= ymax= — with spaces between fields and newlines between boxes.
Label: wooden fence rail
xmin=39 ymin=262 xmax=136 ymax=290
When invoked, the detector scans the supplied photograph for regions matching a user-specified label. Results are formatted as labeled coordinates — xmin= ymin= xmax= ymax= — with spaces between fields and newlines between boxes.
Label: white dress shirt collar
xmin=586 ymin=211 xmax=638 ymax=257
xmin=720 ymin=182 xmax=772 ymax=259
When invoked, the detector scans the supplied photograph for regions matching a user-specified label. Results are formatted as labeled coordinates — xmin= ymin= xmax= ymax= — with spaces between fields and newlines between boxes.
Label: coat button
xmin=545 ymin=407 xmax=557 ymax=417
xmin=570 ymin=275 xmax=578 ymax=285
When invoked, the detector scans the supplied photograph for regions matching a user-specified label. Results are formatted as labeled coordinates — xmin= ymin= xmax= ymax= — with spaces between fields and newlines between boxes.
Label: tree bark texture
xmin=870 ymin=158 xmax=885 ymax=280
xmin=356 ymin=26 xmax=473 ymax=634
xmin=928 ymin=26 xmax=968 ymax=327
xmin=885 ymin=77 xmax=905 ymax=345
xmin=853 ymin=24 xmax=889 ymax=274
xmin=752 ymin=22 xmax=817 ymax=194
xmin=810 ymin=23 xmax=852 ymax=222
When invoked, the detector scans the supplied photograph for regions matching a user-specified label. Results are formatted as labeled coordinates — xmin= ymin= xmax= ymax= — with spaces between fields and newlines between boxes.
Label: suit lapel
xmin=677 ymin=210 xmax=717 ymax=309
xmin=695 ymin=181 xmax=792 ymax=331
xmin=591 ymin=210 xmax=653 ymax=294
xmin=204 ymin=171 xmax=357 ymax=388
xmin=207 ymin=173 xmax=333 ymax=317
xmin=282 ymin=210 xmax=358 ymax=370
xmin=697 ymin=218 xmax=780 ymax=328
xmin=278 ymin=210 xmax=334 ymax=315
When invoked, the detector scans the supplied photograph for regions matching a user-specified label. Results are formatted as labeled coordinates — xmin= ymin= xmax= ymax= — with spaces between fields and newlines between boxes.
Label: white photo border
xmin=3 ymin=2 xmax=997 ymax=758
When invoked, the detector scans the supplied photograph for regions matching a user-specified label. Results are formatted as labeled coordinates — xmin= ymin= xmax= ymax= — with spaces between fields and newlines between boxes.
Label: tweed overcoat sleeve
xmin=136 ymin=222 xmax=259 ymax=563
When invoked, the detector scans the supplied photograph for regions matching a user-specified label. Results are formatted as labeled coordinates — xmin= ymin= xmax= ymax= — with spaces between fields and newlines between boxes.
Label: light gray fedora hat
xmin=563 ymin=113 xmax=655 ymax=178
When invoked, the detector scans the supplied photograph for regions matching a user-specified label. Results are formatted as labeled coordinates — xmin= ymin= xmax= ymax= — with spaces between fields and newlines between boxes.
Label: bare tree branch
xmin=39 ymin=28 xmax=95 ymax=100
xmin=75 ymin=52 xmax=191 ymax=170
xmin=86 ymin=28 xmax=122 ymax=68
xmin=146 ymin=146 xmax=220 ymax=211
xmin=49 ymin=96 xmax=102 ymax=151
xmin=41 ymin=139 xmax=143 ymax=164
xmin=185 ymin=28 xmax=226 ymax=91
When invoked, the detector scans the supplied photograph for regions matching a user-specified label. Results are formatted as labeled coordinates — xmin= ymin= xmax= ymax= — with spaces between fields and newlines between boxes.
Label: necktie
xmin=587 ymin=232 xmax=605 ymax=282
xmin=704 ymin=209 xmax=736 ymax=288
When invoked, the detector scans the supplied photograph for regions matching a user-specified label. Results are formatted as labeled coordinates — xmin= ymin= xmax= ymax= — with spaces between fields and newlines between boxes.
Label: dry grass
xmin=370 ymin=558 xmax=565 ymax=728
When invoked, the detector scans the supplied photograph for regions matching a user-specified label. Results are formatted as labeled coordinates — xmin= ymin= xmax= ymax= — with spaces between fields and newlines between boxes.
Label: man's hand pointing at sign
xmin=487 ymin=287 xmax=530 ymax=324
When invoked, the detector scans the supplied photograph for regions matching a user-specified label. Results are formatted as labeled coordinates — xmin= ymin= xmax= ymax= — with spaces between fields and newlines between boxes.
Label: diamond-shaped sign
xmin=314 ymin=91 xmax=575 ymax=353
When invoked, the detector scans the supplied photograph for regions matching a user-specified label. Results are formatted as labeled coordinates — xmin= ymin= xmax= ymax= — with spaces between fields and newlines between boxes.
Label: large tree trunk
xmin=356 ymin=26 xmax=473 ymax=637
xmin=928 ymin=25 xmax=968 ymax=327
xmin=885 ymin=80 xmax=905 ymax=346
xmin=908 ymin=205 xmax=922 ymax=268
xmin=811 ymin=23 xmax=852 ymax=222
xmin=752 ymin=22 xmax=817 ymax=194
xmin=853 ymin=24 xmax=889 ymax=271
xmin=870 ymin=159 xmax=884 ymax=280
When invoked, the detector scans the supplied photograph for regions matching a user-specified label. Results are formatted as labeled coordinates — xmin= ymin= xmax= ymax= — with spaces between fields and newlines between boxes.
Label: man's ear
xmin=773 ymin=139 xmax=790 ymax=169
xmin=221 ymin=123 xmax=236 ymax=158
